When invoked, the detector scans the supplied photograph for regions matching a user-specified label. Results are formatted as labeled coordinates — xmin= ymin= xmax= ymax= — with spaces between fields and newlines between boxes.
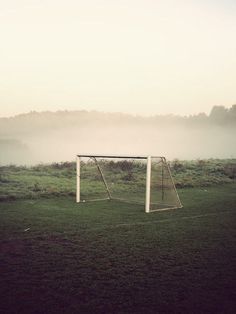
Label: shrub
xmin=223 ymin=164 xmax=236 ymax=179
xmin=171 ymin=159 xmax=184 ymax=172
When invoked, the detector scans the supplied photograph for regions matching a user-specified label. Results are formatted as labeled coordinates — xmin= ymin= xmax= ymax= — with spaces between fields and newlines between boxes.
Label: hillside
xmin=0 ymin=105 xmax=236 ymax=164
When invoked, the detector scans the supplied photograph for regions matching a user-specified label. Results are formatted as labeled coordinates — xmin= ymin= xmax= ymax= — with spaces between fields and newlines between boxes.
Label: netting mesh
xmin=79 ymin=156 xmax=182 ymax=211
xmin=150 ymin=157 xmax=182 ymax=211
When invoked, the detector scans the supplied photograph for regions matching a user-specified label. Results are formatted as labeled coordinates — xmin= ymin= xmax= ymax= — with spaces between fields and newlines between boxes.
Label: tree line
xmin=0 ymin=105 xmax=235 ymax=137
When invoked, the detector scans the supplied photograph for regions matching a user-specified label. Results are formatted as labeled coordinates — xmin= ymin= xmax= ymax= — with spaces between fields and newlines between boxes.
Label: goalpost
xmin=76 ymin=155 xmax=182 ymax=213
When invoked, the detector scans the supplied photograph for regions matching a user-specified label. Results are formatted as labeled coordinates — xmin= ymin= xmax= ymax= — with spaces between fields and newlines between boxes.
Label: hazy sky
xmin=0 ymin=0 xmax=236 ymax=117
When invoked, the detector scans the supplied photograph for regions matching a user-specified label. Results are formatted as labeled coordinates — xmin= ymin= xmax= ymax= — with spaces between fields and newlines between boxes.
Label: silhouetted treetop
xmin=208 ymin=105 xmax=236 ymax=125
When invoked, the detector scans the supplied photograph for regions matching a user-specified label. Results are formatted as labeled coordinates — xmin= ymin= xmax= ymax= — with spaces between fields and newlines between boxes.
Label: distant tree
xmin=188 ymin=112 xmax=208 ymax=126
xmin=228 ymin=105 xmax=236 ymax=123
xmin=209 ymin=106 xmax=229 ymax=124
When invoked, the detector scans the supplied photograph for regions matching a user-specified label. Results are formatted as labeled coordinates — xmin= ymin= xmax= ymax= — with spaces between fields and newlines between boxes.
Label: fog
xmin=0 ymin=109 xmax=235 ymax=165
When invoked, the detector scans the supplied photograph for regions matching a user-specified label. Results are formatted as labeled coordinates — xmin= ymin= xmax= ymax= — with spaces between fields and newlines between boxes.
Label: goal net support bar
xmin=76 ymin=155 xmax=182 ymax=213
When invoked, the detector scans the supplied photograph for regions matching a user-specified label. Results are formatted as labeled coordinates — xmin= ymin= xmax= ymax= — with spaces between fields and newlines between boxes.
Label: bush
xmin=171 ymin=159 xmax=185 ymax=172
xmin=223 ymin=164 xmax=236 ymax=179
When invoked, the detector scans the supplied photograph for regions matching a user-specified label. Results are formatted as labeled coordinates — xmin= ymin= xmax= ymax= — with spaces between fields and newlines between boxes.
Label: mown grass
xmin=0 ymin=184 xmax=236 ymax=313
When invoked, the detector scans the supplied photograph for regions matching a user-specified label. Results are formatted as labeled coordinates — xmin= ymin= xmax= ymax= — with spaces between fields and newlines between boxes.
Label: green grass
xmin=0 ymin=184 xmax=236 ymax=313
xmin=0 ymin=163 xmax=76 ymax=201
xmin=171 ymin=158 xmax=236 ymax=187
xmin=0 ymin=159 xmax=236 ymax=201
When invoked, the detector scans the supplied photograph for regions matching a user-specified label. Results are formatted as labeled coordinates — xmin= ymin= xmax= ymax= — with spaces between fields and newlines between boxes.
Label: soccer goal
xmin=76 ymin=155 xmax=182 ymax=213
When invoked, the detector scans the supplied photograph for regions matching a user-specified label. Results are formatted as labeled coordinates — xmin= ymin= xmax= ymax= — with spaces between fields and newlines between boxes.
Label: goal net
xmin=76 ymin=155 xmax=182 ymax=213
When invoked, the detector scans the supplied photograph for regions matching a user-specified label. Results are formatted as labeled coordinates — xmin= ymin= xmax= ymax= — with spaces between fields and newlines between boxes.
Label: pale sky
xmin=0 ymin=0 xmax=236 ymax=117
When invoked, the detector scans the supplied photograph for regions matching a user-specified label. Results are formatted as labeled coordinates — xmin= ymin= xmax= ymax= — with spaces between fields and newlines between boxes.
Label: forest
xmin=0 ymin=105 xmax=235 ymax=164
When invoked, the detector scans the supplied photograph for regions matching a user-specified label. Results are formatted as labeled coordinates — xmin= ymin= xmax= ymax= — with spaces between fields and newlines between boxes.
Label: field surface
xmin=0 ymin=184 xmax=236 ymax=313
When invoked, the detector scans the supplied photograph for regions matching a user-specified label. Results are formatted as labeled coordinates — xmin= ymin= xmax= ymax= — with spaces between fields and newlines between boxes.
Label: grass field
xmin=0 ymin=183 xmax=236 ymax=313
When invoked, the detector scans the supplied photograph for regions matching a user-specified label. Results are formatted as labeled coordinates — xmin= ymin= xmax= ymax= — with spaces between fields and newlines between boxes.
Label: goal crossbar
xmin=77 ymin=154 xmax=164 ymax=159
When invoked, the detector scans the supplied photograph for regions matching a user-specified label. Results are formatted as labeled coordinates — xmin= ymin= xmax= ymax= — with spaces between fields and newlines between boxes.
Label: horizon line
xmin=1 ymin=105 xmax=235 ymax=119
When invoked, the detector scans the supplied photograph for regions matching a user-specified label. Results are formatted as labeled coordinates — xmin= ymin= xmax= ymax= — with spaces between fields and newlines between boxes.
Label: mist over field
xmin=0 ymin=105 xmax=235 ymax=165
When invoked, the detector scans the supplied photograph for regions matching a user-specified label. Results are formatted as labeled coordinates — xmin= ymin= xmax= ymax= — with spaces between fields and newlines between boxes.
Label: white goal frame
xmin=76 ymin=154 xmax=182 ymax=213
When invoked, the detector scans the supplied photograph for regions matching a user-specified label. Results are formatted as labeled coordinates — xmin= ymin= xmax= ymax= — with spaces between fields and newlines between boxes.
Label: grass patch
xmin=0 ymin=162 xmax=76 ymax=201
xmin=0 ymin=159 xmax=236 ymax=201
xmin=0 ymin=184 xmax=235 ymax=313
xmin=171 ymin=158 xmax=236 ymax=187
